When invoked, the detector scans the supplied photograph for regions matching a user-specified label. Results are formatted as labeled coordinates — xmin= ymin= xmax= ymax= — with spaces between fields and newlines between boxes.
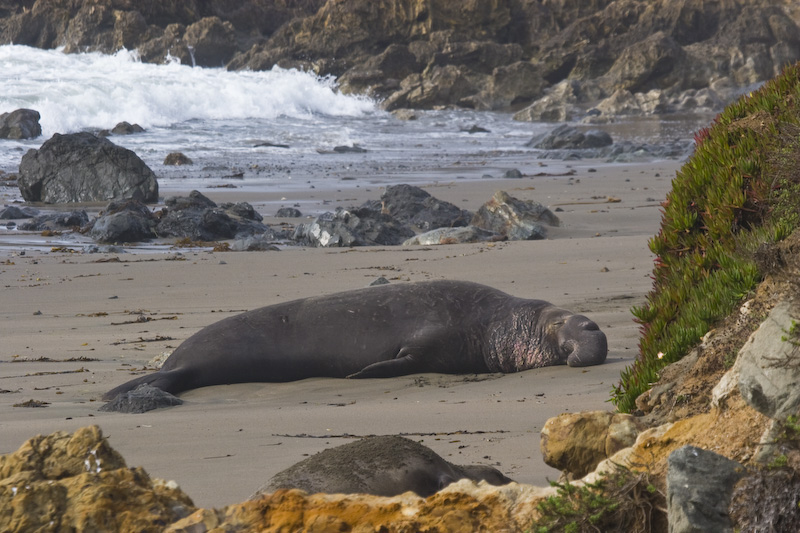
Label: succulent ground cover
xmin=612 ymin=61 xmax=800 ymax=413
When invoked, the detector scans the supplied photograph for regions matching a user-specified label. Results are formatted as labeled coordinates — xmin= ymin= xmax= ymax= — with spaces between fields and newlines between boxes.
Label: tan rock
xmin=0 ymin=426 xmax=195 ymax=533
xmin=541 ymin=410 xmax=646 ymax=478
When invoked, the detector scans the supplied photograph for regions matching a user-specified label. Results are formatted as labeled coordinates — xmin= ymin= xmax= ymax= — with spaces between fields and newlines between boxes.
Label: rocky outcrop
xmin=0 ymin=426 xmax=553 ymax=532
xmin=2 ymin=1 xmax=797 ymax=115
xmin=363 ymin=184 xmax=472 ymax=232
xmin=17 ymin=132 xmax=159 ymax=204
xmin=0 ymin=108 xmax=41 ymax=139
xmin=0 ymin=425 xmax=195 ymax=532
xmin=540 ymin=411 xmax=646 ymax=479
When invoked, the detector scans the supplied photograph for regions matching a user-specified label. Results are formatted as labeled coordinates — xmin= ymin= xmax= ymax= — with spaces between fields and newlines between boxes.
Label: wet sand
xmin=0 ymin=160 xmax=677 ymax=508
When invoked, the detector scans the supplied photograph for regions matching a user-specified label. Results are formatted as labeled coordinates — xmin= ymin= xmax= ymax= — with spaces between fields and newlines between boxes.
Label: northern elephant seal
xmin=103 ymin=280 xmax=607 ymax=400
xmin=251 ymin=435 xmax=513 ymax=498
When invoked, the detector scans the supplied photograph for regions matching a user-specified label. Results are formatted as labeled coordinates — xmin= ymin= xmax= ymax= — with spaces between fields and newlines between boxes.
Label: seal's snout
xmin=561 ymin=314 xmax=608 ymax=367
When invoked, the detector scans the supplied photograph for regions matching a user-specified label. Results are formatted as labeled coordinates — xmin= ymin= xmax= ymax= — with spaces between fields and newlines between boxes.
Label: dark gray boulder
xmin=363 ymin=184 xmax=473 ymax=232
xmin=471 ymin=190 xmax=559 ymax=240
xmin=667 ymin=445 xmax=745 ymax=533
xmin=156 ymin=190 xmax=268 ymax=241
xmin=19 ymin=210 xmax=89 ymax=231
xmin=293 ymin=207 xmax=414 ymax=247
xmin=0 ymin=108 xmax=42 ymax=139
xmin=0 ymin=206 xmax=38 ymax=219
xmin=89 ymin=198 xmax=158 ymax=243
xmin=527 ymin=124 xmax=613 ymax=150
xmin=275 ymin=207 xmax=302 ymax=218
xmin=17 ymin=132 xmax=158 ymax=204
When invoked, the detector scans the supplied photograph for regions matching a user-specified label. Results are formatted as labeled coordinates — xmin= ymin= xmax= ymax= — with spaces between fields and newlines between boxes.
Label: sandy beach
xmin=0 ymin=160 xmax=677 ymax=508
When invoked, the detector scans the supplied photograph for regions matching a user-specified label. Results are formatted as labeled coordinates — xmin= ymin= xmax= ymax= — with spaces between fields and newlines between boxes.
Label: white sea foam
xmin=0 ymin=44 xmax=377 ymax=136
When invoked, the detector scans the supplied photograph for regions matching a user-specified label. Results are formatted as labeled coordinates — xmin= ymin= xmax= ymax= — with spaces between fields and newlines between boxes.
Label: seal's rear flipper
xmin=102 ymin=370 xmax=182 ymax=401
xmin=347 ymin=350 xmax=422 ymax=379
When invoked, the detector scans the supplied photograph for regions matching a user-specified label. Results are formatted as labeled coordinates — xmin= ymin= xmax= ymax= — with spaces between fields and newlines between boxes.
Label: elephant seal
xmin=103 ymin=280 xmax=607 ymax=400
xmin=250 ymin=435 xmax=514 ymax=498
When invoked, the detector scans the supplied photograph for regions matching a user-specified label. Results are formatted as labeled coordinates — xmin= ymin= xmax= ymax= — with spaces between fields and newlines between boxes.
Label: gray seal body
xmin=103 ymin=280 xmax=607 ymax=399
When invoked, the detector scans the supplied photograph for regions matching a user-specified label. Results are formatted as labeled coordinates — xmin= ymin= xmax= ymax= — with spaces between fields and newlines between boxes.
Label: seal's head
xmin=554 ymin=313 xmax=608 ymax=367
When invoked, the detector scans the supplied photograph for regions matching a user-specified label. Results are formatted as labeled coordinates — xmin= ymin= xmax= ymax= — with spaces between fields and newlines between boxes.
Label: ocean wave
xmin=0 ymin=45 xmax=378 ymax=136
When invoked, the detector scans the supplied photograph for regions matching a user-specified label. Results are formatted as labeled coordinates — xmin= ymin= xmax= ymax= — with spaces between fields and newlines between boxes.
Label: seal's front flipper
xmin=347 ymin=348 xmax=423 ymax=379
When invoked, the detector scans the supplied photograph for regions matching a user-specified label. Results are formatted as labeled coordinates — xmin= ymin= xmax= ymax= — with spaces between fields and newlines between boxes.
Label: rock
xmin=729 ymin=469 xmax=800 ymax=532
xmin=513 ymin=80 xmax=597 ymax=122
xmin=251 ymin=436 xmax=513 ymax=499
xmin=403 ymin=226 xmax=498 ymax=246
xmin=736 ymin=302 xmax=800 ymax=421
xmin=137 ymin=23 xmax=193 ymax=65
xmin=332 ymin=145 xmax=367 ymax=153
xmin=89 ymin=198 xmax=158 ymax=243
xmin=369 ymin=276 xmax=390 ymax=286
xmin=100 ymin=384 xmax=183 ymax=413
xmin=110 ymin=121 xmax=145 ymax=135
xmin=391 ymin=109 xmax=419 ymax=121
xmin=0 ymin=206 xmax=37 ymax=219
xmin=163 ymin=152 xmax=193 ymax=166
xmin=471 ymin=191 xmax=559 ymax=241
xmin=18 ymin=132 xmax=159 ymax=204
xmin=183 ymin=16 xmax=238 ymax=67
xmin=527 ymin=124 xmax=613 ymax=150
xmin=366 ymin=184 xmax=473 ymax=232
xmin=667 ymin=445 xmax=745 ymax=533
xmin=293 ymin=207 xmax=414 ymax=247
xmin=503 ymin=169 xmax=523 ymax=179
xmin=540 ymin=411 xmax=646 ymax=479
xmin=157 ymin=191 xmax=268 ymax=241
xmin=0 ymin=108 xmax=41 ymax=139
xmin=0 ymin=426 xmax=195 ymax=532
xmin=230 ymin=234 xmax=280 ymax=252
xmin=275 ymin=207 xmax=302 ymax=218
xmin=19 ymin=210 xmax=89 ymax=231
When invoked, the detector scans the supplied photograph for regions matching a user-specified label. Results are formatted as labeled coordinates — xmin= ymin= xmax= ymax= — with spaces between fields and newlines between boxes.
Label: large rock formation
xmin=1 ymin=0 xmax=798 ymax=115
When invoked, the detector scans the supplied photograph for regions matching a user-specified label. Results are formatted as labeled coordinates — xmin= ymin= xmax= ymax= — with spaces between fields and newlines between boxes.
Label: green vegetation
xmin=612 ymin=61 xmax=800 ymax=412
xmin=529 ymin=469 xmax=663 ymax=533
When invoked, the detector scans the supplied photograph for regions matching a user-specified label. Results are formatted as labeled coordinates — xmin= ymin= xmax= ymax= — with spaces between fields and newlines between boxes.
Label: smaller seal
xmin=250 ymin=435 xmax=514 ymax=498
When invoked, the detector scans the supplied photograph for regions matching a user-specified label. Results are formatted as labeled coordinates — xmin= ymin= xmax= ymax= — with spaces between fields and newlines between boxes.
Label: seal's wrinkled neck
xmin=484 ymin=304 xmax=564 ymax=372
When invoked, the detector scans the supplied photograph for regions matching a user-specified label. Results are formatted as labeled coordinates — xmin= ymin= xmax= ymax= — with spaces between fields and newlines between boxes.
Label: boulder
xmin=527 ymin=124 xmax=613 ymax=150
xmin=403 ymin=226 xmax=499 ymax=246
xmin=667 ymin=445 xmax=745 ymax=533
xmin=0 ymin=425 xmax=195 ymax=532
xmin=110 ymin=121 xmax=145 ymax=135
xmin=471 ymin=191 xmax=559 ymax=241
xmin=0 ymin=206 xmax=38 ymax=219
xmin=540 ymin=411 xmax=646 ymax=479
xmin=293 ymin=207 xmax=414 ymax=247
xmin=251 ymin=436 xmax=513 ymax=499
xmin=365 ymin=184 xmax=473 ymax=232
xmin=163 ymin=152 xmax=193 ymax=166
xmin=156 ymin=191 xmax=267 ymax=241
xmin=19 ymin=210 xmax=89 ymax=231
xmin=18 ymin=132 xmax=158 ymax=204
xmin=0 ymin=108 xmax=42 ymax=139
xmin=89 ymin=198 xmax=158 ymax=243
xmin=275 ymin=207 xmax=302 ymax=218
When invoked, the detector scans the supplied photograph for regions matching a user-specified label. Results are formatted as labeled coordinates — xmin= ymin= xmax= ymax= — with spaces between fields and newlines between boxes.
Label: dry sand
xmin=0 ymin=160 xmax=678 ymax=508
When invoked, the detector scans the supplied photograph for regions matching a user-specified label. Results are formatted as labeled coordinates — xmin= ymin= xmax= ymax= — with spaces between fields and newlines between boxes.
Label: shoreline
xmin=0 ymin=160 xmax=677 ymax=508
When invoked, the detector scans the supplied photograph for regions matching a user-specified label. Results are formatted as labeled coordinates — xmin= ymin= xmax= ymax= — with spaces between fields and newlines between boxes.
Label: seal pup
xmin=250 ymin=435 xmax=514 ymax=498
xmin=104 ymin=280 xmax=608 ymax=400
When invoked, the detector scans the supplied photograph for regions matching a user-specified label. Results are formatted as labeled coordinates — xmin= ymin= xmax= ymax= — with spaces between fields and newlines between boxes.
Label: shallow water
xmin=0 ymin=45 xmax=712 ymax=253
